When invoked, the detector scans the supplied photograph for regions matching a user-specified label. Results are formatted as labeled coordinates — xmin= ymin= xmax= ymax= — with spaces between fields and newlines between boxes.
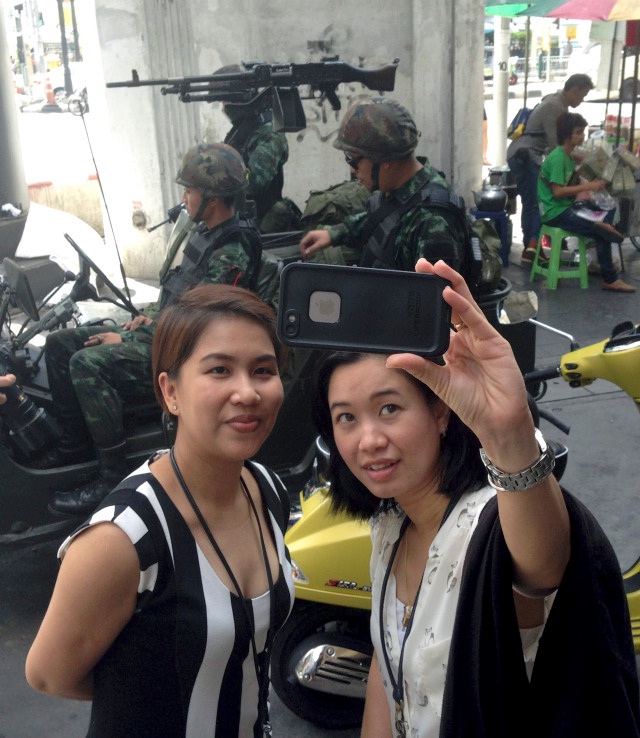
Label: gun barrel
xmin=107 ymin=59 xmax=399 ymax=94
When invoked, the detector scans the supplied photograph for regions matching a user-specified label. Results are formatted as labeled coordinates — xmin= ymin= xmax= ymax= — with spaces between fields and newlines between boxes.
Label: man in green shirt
xmin=537 ymin=112 xmax=635 ymax=293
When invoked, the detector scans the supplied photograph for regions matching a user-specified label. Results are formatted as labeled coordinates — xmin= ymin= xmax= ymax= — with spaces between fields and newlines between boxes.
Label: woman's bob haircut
xmin=311 ymin=351 xmax=486 ymax=520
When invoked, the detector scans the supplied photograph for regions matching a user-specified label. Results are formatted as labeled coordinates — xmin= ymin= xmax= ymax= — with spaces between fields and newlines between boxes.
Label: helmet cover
xmin=175 ymin=143 xmax=248 ymax=197
xmin=333 ymin=97 xmax=420 ymax=163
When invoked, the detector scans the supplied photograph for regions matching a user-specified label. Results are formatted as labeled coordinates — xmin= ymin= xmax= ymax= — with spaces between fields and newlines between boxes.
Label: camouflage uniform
xmin=226 ymin=116 xmax=298 ymax=233
xmin=45 ymin=216 xmax=260 ymax=447
xmin=321 ymin=97 xmax=464 ymax=273
xmin=324 ymin=164 xmax=464 ymax=272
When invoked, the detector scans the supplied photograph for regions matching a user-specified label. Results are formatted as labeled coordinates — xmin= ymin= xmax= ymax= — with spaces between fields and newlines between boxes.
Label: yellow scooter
xmin=270 ymin=320 xmax=640 ymax=729
xmin=525 ymin=319 xmax=640 ymax=654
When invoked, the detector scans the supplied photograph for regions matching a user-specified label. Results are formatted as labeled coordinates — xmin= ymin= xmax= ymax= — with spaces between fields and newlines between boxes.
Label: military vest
xmin=158 ymin=219 xmax=261 ymax=310
xmin=358 ymin=180 xmax=499 ymax=296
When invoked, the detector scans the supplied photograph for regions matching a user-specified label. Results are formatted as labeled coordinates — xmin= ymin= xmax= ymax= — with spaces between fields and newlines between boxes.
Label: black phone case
xmin=277 ymin=263 xmax=451 ymax=357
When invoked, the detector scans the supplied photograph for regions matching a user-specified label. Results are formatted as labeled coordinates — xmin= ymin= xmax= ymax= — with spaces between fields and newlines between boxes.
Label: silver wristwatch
xmin=479 ymin=428 xmax=556 ymax=492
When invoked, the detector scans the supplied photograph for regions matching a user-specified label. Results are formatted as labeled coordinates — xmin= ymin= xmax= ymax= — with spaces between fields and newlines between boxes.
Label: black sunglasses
xmin=344 ymin=153 xmax=363 ymax=170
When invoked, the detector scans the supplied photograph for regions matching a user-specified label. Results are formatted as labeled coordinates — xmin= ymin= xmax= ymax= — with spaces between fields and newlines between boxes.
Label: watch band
xmin=479 ymin=428 xmax=556 ymax=492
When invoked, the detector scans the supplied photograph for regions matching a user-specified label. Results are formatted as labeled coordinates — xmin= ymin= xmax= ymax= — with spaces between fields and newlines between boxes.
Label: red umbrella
xmin=519 ymin=0 xmax=640 ymax=20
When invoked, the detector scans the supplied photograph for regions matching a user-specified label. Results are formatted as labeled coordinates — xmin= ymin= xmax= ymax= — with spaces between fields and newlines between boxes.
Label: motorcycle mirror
xmin=2 ymin=258 xmax=40 ymax=322
xmin=68 ymin=275 xmax=99 ymax=303
xmin=499 ymin=290 xmax=538 ymax=325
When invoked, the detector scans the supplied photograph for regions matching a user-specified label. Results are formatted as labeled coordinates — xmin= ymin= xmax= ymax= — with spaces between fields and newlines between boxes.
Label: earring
xmin=172 ymin=404 xmax=177 ymax=411
xmin=440 ymin=428 xmax=447 ymax=439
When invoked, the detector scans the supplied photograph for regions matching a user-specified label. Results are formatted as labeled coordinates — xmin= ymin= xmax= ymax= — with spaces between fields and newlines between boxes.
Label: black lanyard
xmin=379 ymin=516 xmax=424 ymax=737
xmin=378 ymin=497 xmax=458 ymax=737
xmin=170 ymin=448 xmax=276 ymax=737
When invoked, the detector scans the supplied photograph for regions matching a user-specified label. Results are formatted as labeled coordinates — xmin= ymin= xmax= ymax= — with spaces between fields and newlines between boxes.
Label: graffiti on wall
xmin=296 ymin=29 xmax=387 ymax=145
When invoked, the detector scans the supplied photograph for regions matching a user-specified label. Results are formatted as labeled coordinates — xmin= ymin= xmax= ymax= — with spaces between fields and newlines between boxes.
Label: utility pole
xmin=69 ymin=0 xmax=81 ymax=61
xmin=56 ymin=0 xmax=73 ymax=95
xmin=493 ymin=15 xmax=511 ymax=166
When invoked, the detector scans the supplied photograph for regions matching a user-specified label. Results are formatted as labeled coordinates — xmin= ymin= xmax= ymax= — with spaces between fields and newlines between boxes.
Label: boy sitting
xmin=537 ymin=112 xmax=635 ymax=293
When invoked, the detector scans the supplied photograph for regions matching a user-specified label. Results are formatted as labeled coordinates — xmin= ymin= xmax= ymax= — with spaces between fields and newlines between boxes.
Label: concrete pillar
xmin=0 ymin=9 xmax=30 ymax=258
xmin=413 ymin=0 xmax=484 ymax=201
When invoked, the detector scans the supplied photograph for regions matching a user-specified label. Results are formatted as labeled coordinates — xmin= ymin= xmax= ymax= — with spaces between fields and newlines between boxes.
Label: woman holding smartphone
xmin=311 ymin=260 xmax=639 ymax=737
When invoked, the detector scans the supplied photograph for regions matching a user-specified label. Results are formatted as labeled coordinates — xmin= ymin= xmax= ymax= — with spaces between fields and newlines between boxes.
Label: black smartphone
xmin=277 ymin=263 xmax=451 ymax=357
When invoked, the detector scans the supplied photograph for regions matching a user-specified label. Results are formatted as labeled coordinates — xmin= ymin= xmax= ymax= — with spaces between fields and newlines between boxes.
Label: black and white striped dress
xmin=59 ymin=457 xmax=294 ymax=738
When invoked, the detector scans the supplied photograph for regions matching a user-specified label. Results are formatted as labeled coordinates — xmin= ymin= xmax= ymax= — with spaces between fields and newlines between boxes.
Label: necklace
xmin=402 ymin=530 xmax=413 ymax=629
xmin=169 ymin=448 xmax=275 ymax=737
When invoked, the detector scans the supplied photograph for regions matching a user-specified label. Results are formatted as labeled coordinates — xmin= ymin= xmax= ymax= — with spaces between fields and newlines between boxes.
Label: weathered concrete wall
xmin=85 ymin=0 xmax=484 ymax=279
xmin=27 ymin=179 xmax=104 ymax=237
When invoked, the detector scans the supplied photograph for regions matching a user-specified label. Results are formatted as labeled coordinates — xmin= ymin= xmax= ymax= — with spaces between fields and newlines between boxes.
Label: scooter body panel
xmin=287 ymin=487 xmax=373 ymax=611
xmin=623 ymin=556 xmax=640 ymax=653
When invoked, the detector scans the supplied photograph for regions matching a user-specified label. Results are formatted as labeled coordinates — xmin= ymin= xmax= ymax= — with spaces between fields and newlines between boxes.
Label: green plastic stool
xmin=530 ymin=225 xmax=588 ymax=289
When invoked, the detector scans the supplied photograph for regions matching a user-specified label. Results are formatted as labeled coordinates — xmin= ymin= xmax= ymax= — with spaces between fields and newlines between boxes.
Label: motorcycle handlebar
xmin=524 ymin=366 xmax=562 ymax=384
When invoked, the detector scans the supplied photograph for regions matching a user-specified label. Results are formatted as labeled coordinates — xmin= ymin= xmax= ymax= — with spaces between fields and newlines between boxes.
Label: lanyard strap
xmin=378 ymin=496 xmax=459 ymax=735
xmin=379 ymin=516 xmax=424 ymax=736
xmin=170 ymin=448 xmax=276 ymax=736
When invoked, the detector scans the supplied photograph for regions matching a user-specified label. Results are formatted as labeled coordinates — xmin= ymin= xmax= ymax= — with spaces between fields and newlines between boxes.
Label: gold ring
xmin=453 ymin=321 xmax=467 ymax=332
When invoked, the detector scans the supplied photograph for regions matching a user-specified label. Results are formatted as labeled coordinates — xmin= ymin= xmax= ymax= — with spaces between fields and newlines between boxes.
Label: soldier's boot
xmin=49 ymin=440 xmax=128 ymax=516
xmin=30 ymin=420 xmax=94 ymax=470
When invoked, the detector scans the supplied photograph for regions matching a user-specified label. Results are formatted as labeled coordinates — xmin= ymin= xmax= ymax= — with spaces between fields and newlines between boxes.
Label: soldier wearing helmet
xmin=300 ymin=98 xmax=466 ymax=275
xmin=42 ymin=142 xmax=264 ymax=517
xmin=216 ymin=64 xmax=300 ymax=233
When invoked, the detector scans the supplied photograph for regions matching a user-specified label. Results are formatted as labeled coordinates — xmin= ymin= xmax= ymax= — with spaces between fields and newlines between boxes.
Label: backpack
xmin=507 ymin=106 xmax=533 ymax=141
xmin=357 ymin=179 xmax=500 ymax=296
xmin=300 ymin=179 xmax=370 ymax=265
xmin=300 ymin=180 xmax=369 ymax=232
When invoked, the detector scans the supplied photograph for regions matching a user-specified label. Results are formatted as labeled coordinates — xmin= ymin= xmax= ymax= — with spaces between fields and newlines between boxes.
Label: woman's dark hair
xmin=556 ymin=111 xmax=588 ymax=145
xmin=152 ymin=283 xmax=284 ymax=415
xmin=312 ymin=352 xmax=486 ymax=521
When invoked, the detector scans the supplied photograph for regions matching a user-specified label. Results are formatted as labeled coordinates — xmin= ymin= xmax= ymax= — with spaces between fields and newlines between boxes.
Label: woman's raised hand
xmin=386 ymin=260 xmax=533 ymax=444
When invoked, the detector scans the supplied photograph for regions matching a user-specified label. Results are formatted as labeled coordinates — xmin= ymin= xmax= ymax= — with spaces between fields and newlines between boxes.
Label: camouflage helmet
xmin=333 ymin=98 xmax=420 ymax=163
xmin=175 ymin=143 xmax=248 ymax=197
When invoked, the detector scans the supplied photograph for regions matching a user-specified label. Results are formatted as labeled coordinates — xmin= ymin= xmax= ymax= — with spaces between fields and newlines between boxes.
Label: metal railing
xmin=513 ymin=55 xmax=571 ymax=80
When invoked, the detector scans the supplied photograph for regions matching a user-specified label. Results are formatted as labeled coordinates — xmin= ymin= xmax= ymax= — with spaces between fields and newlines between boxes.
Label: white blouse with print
xmin=369 ymin=485 xmax=554 ymax=738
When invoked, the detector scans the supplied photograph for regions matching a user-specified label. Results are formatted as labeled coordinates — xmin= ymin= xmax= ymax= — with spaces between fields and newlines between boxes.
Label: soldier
xmin=299 ymin=97 xmax=467 ymax=273
xmin=42 ymin=143 xmax=262 ymax=516
xmin=217 ymin=64 xmax=300 ymax=233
